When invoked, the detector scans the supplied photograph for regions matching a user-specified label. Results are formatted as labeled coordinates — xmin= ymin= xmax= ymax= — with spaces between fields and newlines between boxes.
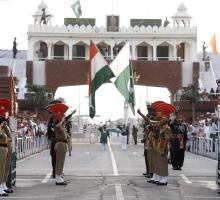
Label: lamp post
xmin=124 ymin=101 xmax=129 ymax=125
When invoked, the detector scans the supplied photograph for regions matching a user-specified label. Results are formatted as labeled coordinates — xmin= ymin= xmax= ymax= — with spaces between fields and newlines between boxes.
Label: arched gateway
xmin=26 ymin=2 xmax=199 ymax=100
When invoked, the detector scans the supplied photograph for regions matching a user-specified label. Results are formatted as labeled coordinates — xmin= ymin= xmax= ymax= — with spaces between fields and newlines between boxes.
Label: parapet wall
xmin=28 ymin=24 xmax=197 ymax=35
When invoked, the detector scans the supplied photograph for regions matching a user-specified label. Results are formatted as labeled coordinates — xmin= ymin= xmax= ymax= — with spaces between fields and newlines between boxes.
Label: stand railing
xmin=16 ymin=135 xmax=49 ymax=160
xmin=189 ymin=136 xmax=219 ymax=160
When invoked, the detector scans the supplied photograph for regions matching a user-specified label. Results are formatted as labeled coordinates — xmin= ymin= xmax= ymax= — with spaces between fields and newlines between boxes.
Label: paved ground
xmin=8 ymin=135 xmax=220 ymax=199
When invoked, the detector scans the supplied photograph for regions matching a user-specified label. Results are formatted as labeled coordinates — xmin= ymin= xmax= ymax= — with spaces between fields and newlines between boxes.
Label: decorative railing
xmin=190 ymin=136 xmax=219 ymax=160
xmin=28 ymin=24 xmax=197 ymax=34
xmin=16 ymin=135 xmax=49 ymax=160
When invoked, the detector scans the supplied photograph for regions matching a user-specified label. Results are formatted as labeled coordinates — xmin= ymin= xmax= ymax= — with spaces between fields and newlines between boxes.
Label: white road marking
xmin=197 ymin=181 xmax=218 ymax=190
xmin=132 ymin=152 xmax=137 ymax=155
xmin=86 ymin=151 xmax=90 ymax=155
xmin=180 ymin=174 xmax=192 ymax=184
xmin=108 ymin=139 xmax=118 ymax=175
xmin=184 ymin=196 xmax=220 ymax=199
xmin=1 ymin=196 xmax=57 ymax=199
xmin=115 ymin=184 xmax=124 ymax=200
xmin=41 ymin=173 xmax=52 ymax=183
xmin=108 ymin=139 xmax=124 ymax=200
xmin=17 ymin=152 xmax=42 ymax=163
xmin=17 ymin=179 xmax=44 ymax=181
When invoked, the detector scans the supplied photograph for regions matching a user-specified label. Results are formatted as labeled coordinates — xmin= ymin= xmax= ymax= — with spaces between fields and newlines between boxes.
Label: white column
xmin=191 ymin=41 xmax=198 ymax=62
xmin=153 ymin=43 xmax=157 ymax=61
xmin=48 ymin=42 xmax=52 ymax=59
xmin=69 ymin=42 xmax=73 ymax=60
xmin=131 ymin=43 xmax=136 ymax=60
xmin=110 ymin=44 xmax=114 ymax=59
xmin=27 ymin=40 xmax=34 ymax=61
xmin=174 ymin=43 xmax=177 ymax=60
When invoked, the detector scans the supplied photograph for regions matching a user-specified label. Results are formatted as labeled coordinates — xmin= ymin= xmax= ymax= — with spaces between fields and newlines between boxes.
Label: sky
xmin=0 ymin=0 xmax=219 ymax=51
xmin=1 ymin=0 xmax=219 ymax=123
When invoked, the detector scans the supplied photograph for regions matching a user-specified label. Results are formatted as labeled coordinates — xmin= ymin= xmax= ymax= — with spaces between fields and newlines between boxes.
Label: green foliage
xmin=26 ymin=85 xmax=48 ymax=109
xmin=180 ymin=82 xmax=202 ymax=122
xmin=181 ymin=83 xmax=202 ymax=104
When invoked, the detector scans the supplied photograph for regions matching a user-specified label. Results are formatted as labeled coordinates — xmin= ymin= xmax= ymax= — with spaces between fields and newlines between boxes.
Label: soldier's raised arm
xmin=137 ymin=109 xmax=150 ymax=123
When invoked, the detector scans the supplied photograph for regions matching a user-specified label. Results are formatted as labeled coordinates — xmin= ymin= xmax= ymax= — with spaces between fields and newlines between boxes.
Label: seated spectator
xmin=201 ymin=89 xmax=210 ymax=101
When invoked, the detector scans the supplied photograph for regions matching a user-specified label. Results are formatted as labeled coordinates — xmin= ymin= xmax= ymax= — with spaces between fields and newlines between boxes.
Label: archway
xmin=136 ymin=42 xmax=153 ymax=60
xmin=34 ymin=40 xmax=48 ymax=60
xmin=157 ymin=41 xmax=174 ymax=60
xmin=72 ymin=41 xmax=89 ymax=60
xmin=54 ymin=84 xmax=171 ymax=122
xmin=53 ymin=41 xmax=68 ymax=59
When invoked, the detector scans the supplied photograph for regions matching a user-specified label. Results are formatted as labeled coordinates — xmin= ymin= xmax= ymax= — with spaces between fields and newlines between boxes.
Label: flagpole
xmin=124 ymin=100 xmax=128 ymax=125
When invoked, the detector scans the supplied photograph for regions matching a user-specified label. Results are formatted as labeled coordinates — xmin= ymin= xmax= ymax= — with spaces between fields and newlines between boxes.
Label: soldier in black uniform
xmin=169 ymin=114 xmax=187 ymax=170
xmin=47 ymin=114 xmax=57 ymax=178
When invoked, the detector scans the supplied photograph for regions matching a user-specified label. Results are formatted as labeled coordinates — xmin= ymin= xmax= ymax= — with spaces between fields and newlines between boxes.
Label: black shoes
xmin=147 ymin=180 xmax=167 ymax=185
xmin=157 ymin=182 xmax=168 ymax=186
xmin=0 ymin=193 xmax=9 ymax=197
xmin=56 ymin=181 xmax=67 ymax=186
xmin=172 ymin=166 xmax=182 ymax=170
xmin=4 ymin=188 xmax=13 ymax=193
xmin=143 ymin=172 xmax=152 ymax=178
xmin=157 ymin=182 xmax=167 ymax=186
xmin=147 ymin=180 xmax=158 ymax=184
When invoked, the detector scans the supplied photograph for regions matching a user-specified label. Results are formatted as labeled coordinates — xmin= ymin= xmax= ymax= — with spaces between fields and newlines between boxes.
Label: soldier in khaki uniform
xmin=1 ymin=118 xmax=13 ymax=193
xmin=137 ymin=107 xmax=160 ymax=179
xmin=54 ymin=119 xmax=68 ymax=185
xmin=0 ymin=118 xmax=9 ymax=197
xmin=138 ymin=101 xmax=175 ymax=186
xmin=147 ymin=122 xmax=160 ymax=182
xmin=155 ymin=118 xmax=171 ymax=185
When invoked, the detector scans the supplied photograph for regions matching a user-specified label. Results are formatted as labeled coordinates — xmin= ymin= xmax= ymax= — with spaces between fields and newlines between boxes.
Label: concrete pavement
xmin=9 ymin=136 xmax=220 ymax=199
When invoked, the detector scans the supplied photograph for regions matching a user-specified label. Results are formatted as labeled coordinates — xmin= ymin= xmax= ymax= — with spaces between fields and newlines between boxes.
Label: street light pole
xmin=124 ymin=101 xmax=128 ymax=125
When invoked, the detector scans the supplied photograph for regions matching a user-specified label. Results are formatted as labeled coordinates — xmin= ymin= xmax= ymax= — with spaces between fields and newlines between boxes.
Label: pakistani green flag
xmin=71 ymin=0 xmax=82 ymax=18
xmin=110 ymin=42 xmax=135 ymax=115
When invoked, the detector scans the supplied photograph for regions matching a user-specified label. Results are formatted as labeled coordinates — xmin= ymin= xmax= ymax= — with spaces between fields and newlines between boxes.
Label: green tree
xmin=26 ymin=85 xmax=48 ymax=115
xmin=182 ymin=82 xmax=202 ymax=122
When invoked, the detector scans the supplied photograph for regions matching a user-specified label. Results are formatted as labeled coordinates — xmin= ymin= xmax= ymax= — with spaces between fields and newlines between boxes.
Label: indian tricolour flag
xmin=110 ymin=42 xmax=135 ymax=115
xmin=89 ymin=41 xmax=115 ymax=118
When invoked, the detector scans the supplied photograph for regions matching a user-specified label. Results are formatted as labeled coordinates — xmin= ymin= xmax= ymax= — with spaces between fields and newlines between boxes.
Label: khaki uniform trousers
xmin=0 ymin=147 xmax=8 ymax=184
xmin=55 ymin=142 xmax=67 ymax=175
xmin=3 ymin=142 xmax=12 ymax=182
xmin=156 ymin=149 xmax=168 ymax=176
xmin=147 ymin=148 xmax=155 ymax=173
